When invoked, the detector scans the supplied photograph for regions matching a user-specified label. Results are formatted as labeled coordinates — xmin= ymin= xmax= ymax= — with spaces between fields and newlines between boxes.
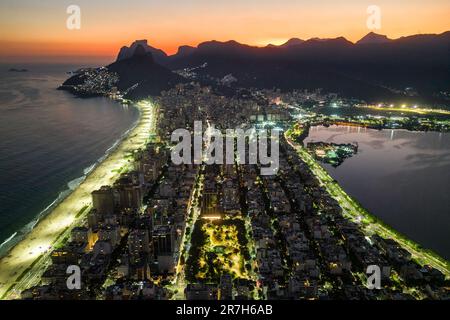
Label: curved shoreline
xmin=286 ymin=127 xmax=450 ymax=277
xmin=0 ymin=109 xmax=141 ymax=258
xmin=0 ymin=100 xmax=155 ymax=299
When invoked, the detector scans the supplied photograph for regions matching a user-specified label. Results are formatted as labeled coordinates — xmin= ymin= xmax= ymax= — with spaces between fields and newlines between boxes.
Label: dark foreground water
xmin=0 ymin=64 xmax=139 ymax=255
xmin=305 ymin=125 xmax=450 ymax=260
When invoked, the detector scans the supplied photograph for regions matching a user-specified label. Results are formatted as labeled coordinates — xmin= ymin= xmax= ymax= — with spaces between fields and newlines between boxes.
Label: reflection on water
xmin=305 ymin=125 xmax=450 ymax=260
xmin=0 ymin=64 xmax=139 ymax=253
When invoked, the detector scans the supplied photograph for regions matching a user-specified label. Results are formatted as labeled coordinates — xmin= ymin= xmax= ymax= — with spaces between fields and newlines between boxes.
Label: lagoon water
xmin=305 ymin=125 xmax=450 ymax=260
xmin=0 ymin=64 xmax=139 ymax=255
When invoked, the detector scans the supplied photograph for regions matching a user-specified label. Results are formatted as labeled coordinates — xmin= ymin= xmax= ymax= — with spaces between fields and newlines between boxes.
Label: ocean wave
xmin=0 ymin=103 xmax=141 ymax=259
xmin=67 ymin=176 xmax=85 ymax=190
xmin=0 ymin=232 xmax=17 ymax=249
xmin=0 ymin=186 xmax=71 ymax=257
xmin=83 ymin=163 xmax=96 ymax=175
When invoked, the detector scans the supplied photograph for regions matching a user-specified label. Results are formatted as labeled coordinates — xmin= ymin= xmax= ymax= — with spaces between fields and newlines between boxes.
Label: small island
xmin=306 ymin=141 xmax=358 ymax=167
xmin=8 ymin=68 xmax=28 ymax=73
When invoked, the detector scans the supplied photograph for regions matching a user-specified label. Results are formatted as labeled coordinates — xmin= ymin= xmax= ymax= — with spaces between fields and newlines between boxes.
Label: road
xmin=170 ymin=121 xmax=211 ymax=299
xmin=170 ymin=171 xmax=203 ymax=299
xmin=0 ymin=101 xmax=157 ymax=300
xmin=357 ymin=105 xmax=450 ymax=116
xmin=285 ymin=135 xmax=450 ymax=277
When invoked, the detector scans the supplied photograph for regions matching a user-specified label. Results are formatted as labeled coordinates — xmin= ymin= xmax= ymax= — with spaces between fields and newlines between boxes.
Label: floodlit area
xmin=359 ymin=104 xmax=450 ymax=116
xmin=186 ymin=218 xmax=252 ymax=283
xmin=200 ymin=221 xmax=249 ymax=279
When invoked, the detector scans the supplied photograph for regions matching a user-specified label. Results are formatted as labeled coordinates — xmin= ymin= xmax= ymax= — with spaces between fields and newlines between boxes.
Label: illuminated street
xmin=0 ymin=101 xmax=156 ymax=299
xmin=285 ymin=134 xmax=450 ymax=278
xmin=357 ymin=104 xmax=450 ymax=116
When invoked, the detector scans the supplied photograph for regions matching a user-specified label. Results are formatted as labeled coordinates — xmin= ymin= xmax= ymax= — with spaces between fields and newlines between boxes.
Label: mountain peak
xmin=266 ymin=38 xmax=305 ymax=48
xmin=301 ymin=36 xmax=353 ymax=48
xmin=130 ymin=39 xmax=148 ymax=47
xmin=116 ymin=39 xmax=168 ymax=65
xmin=356 ymin=32 xmax=391 ymax=45
xmin=174 ymin=45 xmax=195 ymax=57
xmin=133 ymin=44 xmax=147 ymax=57
xmin=280 ymin=38 xmax=304 ymax=47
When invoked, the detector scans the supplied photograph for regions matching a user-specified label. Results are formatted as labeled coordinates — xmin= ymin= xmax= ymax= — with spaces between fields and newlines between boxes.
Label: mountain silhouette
xmin=123 ymin=32 xmax=448 ymax=102
xmin=356 ymin=32 xmax=392 ymax=45
xmin=65 ymin=32 xmax=450 ymax=102
xmin=62 ymin=45 xmax=185 ymax=99
xmin=108 ymin=45 xmax=185 ymax=98
xmin=116 ymin=40 xmax=168 ymax=65
xmin=173 ymin=45 xmax=196 ymax=58
xmin=280 ymin=38 xmax=305 ymax=47
xmin=266 ymin=38 xmax=304 ymax=48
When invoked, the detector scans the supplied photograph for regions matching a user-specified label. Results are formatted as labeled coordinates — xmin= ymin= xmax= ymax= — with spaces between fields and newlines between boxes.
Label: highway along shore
xmin=0 ymin=100 xmax=156 ymax=300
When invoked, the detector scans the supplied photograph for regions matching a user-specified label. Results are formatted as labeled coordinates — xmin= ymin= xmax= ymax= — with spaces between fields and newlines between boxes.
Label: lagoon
xmin=304 ymin=125 xmax=450 ymax=260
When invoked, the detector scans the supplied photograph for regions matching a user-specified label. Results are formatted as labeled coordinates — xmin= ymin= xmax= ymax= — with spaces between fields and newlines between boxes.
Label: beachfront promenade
xmin=0 ymin=101 xmax=156 ymax=299
xmin=285 ymin=133 xmax=450 ymax=278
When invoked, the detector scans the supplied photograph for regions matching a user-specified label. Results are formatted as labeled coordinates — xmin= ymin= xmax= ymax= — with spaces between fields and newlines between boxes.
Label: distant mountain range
xmin=66 ymin=32 xmax=450 ymax=102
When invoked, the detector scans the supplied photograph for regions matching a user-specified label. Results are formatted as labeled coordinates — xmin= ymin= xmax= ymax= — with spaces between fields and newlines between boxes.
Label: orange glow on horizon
xmin=0 ymin=0 xmax=449 ymax=62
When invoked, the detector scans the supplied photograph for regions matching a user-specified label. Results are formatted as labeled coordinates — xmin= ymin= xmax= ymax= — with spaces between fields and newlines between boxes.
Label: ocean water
xmin=305 ymin=125 xmax=450 ymax=260
xmin=0 ymin=63 xmax=139 ymax=255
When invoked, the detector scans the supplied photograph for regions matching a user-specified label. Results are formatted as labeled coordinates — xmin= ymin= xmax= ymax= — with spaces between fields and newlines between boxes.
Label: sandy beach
xmin=0 ymin=100 xmax=156 ymax=299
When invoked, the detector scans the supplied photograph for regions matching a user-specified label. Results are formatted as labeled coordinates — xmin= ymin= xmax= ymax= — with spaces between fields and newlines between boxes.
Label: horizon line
xmin=1 ymin=29 xmax=448 ymax=64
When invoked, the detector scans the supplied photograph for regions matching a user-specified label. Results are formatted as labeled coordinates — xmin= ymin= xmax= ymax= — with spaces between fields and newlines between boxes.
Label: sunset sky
xmin=1 ymin=0 xmax=449 ymax=63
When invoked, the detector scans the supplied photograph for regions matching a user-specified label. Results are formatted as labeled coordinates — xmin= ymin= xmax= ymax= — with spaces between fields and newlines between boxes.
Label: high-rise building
xmin=71 ymin=226 xmax=98 ymax=249
xmin=98 ymin=225 xmax=121 ymax=247
xmin=152 ymin=225 xmax=174 ymax=256
xmin=114 ymin=174 xmax=143 ymax=210
xmin=92 ymin=186 xmax=115 ymax=215
xmin=128 ymin=229 xmax=151 ymax=263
